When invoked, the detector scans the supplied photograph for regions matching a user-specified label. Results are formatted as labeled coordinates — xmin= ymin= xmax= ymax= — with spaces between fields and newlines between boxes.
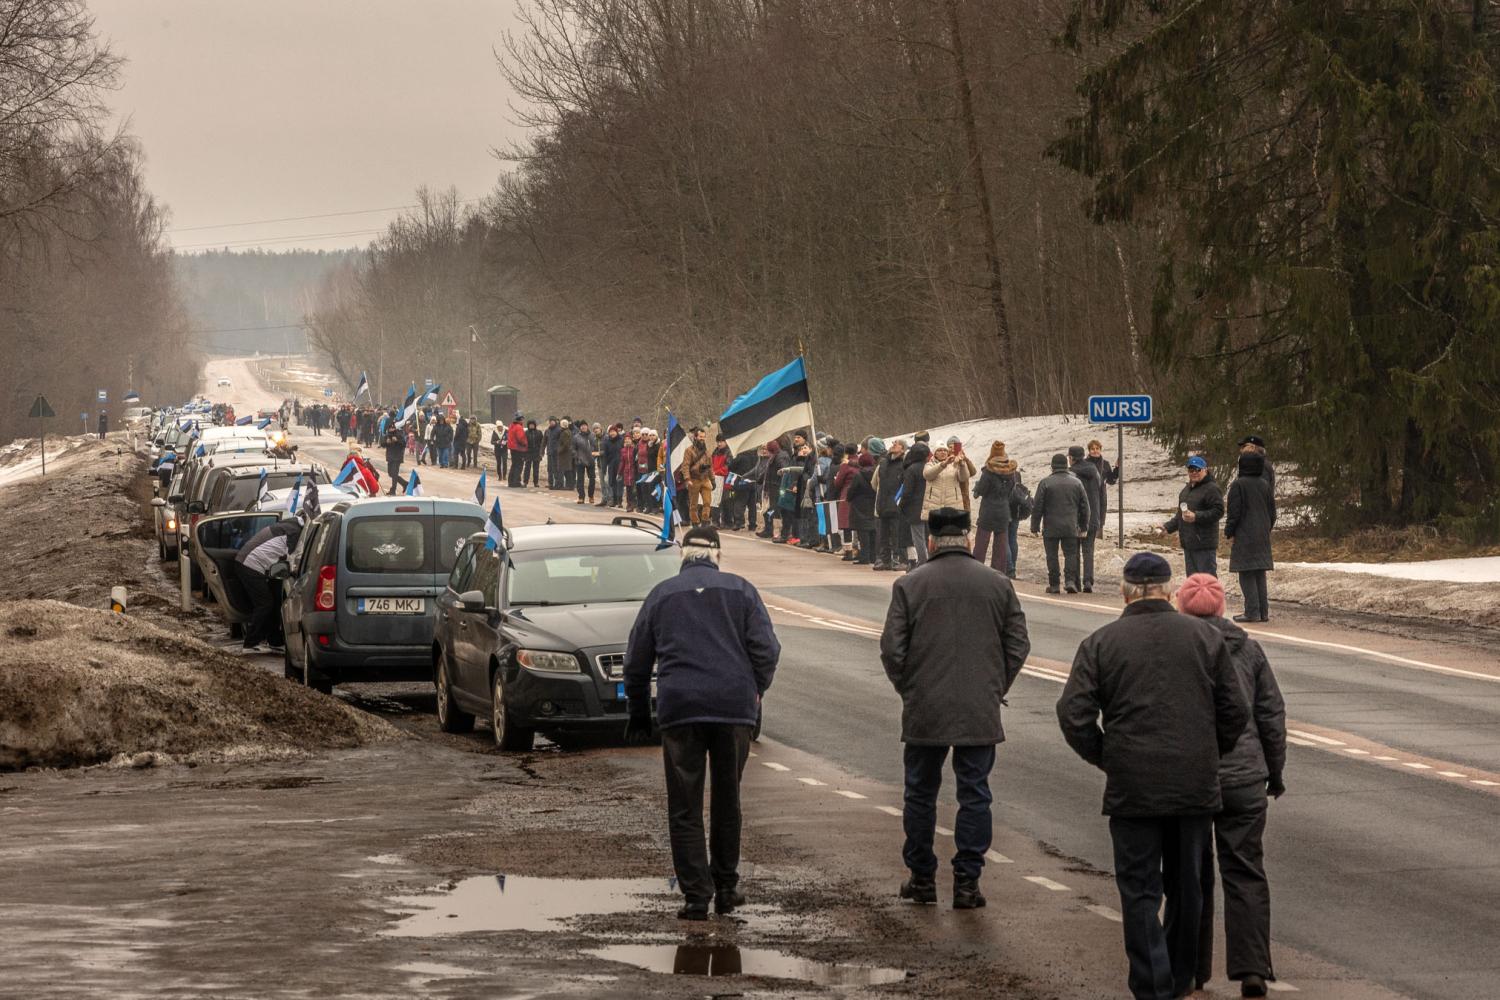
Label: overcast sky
xmin=90 ymin=0 xmax=525 ymax=253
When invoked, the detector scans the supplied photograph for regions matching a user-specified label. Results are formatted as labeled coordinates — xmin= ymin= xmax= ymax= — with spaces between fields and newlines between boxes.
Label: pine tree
xmin=1050 ymin=0 xmax=1500 ymax=536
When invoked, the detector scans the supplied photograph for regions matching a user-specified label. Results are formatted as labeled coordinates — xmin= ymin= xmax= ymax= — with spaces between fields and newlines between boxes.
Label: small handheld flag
xmin=474 ymin=469 xmax=486 ymax=507
xmin=303 ymin=481 xmax=321 ymax=520
xmin=405 ymin=469 xmax=423 ymax=496
xmin=256 ymin=418 xmax=272 ymax=430
xmin=333 ymin=460 xmax=356 ymax=487
xmin=659 ymin=414 xmax=679 ymax=549
xmin=236 ymin=415 xmax=254 ymax=426
xmin=288 ymin=474 xmax=304 ymax=514
xmin=484 ymin=498 xmax=505 ymax=550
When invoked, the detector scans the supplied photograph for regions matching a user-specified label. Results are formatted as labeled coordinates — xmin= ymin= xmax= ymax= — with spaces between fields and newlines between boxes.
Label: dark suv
xmin=277 ymin=497 xmax=484 ymax=692
xmin=431 ymin=519 xmax=680 ymax=750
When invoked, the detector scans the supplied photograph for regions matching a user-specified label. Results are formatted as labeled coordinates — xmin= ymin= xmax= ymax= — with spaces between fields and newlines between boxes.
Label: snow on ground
xmin=884 ymin=414 xmax=1186 ymax=516
xmin=1287 ymin=557 xmax=1500 ymax=585
xmin=0 ymin=434 xmax=94 ymax=489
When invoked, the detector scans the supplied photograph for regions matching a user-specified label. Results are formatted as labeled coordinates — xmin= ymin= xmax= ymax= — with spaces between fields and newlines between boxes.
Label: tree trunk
xmin=944 ymin=0 xmax=1021 ymax=415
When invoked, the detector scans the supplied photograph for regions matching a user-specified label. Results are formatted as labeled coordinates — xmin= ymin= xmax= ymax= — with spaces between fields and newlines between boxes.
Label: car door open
xmin=194 ymin=512 xmax=281 ymax=620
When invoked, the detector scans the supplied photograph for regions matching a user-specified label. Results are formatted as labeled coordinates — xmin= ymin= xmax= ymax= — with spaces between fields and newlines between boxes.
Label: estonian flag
xmin=474 ymin=469 xmax=486 ymax=507
xmin=718 ymin=357 xmax=813 ymax=456
xmin=397 ymin=383 xmax=420 ymax=424
xmin=288 ymin=474 xmax=304 ymax=513
xmin=254 ymin=468 xmax=268 ymax=509
xmin=333 ymin=460 xmax=356 ymax=487
xmin=484 ymin=498 xmax=505 ymax=550
xmin=405 ymin=469 xmax=423 ymax=496
xmin=303 ymin=481 xmax=321 ymax=520
xmin=666 ymin=418 xmax=689 ymax=476
xmin=816 ymin=499 xmax=839 ymax=536
xmin=235 ymin=414 xmax=254 ymax=426
xmin=421 ymin=383 xmax=442 ymax=405
xmin=659 ymin=414 xmax=680 ymax=549
xmin=256 ymin=418 xmax=272 ymax=430
xmin=354 ymin=371 xmax=370 ymax=398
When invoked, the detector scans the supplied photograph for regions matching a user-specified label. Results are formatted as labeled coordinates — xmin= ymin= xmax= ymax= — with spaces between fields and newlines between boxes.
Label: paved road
xmin=211 ymin=356 xmax=1500 ymax=998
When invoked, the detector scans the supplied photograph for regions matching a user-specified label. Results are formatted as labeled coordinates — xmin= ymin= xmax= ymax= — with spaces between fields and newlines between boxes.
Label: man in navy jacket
xmin=623 ymin=525 xmax=780 ymax=920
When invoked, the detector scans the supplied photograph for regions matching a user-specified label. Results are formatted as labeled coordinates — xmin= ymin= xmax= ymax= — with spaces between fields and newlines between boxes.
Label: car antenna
xmin=546 ymin=517 xmax=555 ymax=525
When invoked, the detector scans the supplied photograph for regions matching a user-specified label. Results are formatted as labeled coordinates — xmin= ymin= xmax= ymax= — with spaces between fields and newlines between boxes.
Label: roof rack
xmin=611 ymin=515 xmax=661 ymax=534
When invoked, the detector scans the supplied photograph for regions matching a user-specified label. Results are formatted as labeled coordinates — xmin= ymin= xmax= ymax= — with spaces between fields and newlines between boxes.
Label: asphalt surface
xmin=214 ymin=356 xmax=1500 ymax=998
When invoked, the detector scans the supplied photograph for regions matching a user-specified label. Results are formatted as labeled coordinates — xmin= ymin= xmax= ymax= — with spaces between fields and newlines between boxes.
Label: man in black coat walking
xmin=1226 ymin=451 xmax=1276 ymax=622
xmin=1029 ymin=454 xmax=1090 ymax=593
xmin=1069 ymin=445 xmax=1104 ymax=592
xmin=623 ymin=526 xmax=780 ymax=921
xmin=1163 ymin=456 xmax=1224 ymax=577
xmin=880 ymin=508 xmax=1030 ymax=909
xmin=1056 ymin=553 xmax=1250 ymax=1000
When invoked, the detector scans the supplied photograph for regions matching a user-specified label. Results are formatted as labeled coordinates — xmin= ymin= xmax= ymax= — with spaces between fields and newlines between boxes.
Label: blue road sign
xmin=323 ymin=386 xmax=333 ymax=397
xmin=1088 ymin=394 xmax=1152 ymax=424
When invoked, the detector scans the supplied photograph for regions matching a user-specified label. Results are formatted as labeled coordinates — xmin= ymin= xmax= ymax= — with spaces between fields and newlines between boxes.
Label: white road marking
xmin=797 ymin=777 xmax=827 ymax=786
xmin=1342 ymin=748 xmax=1370 ymax=755
xmin=761 ymin=762 xmax=791 ymax=772
xmin=935 ymin=825 xmax=954 ymax=837
xmin=1373 ymin=755 xmax=1398 ymax=761
xmin=834 ymin=790 xmax=867 ymax=800
xmin=748 ymin=751 xmax=758 ymax=758
xmin=1024 ymin=876 xmax=1071 ymax=892
xmin=876 ymin=805 xmax=903 ymax=817
xmin=1288 ymin=729 xmax=1344 ymax=746
xmin=985 ymin=850 xmax=1014 ymax=864
xmin=1021 ymin=665 xmax=1068 ymax=685
xmin=1266 ymin=981 xmax=1299 ymax=992
xmin=1438 ymin=771 xmax=1467 ymax=778
xmin=1472 ymin=780 xmax=1499 ymax=787
xmin=1402 ymin=762 xmax=1432 ymax=770
xmin=1286 ymin=736 xmax=1319 ymax=747
xmin=1086 ymin=904 xmax=1122 ymax=922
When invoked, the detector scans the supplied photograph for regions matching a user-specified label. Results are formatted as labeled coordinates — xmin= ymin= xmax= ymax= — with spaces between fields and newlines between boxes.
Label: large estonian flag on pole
xmin=354 ymin=371 xmax=370 ymax=399
xmin=718 ymin=357 xmax=813 ymax=456
xmin=665 ymin=417 xmax=689 ymax=476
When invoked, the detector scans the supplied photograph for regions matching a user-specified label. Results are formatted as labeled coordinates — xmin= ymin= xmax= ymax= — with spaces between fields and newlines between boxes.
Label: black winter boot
xmin=677 ymin=899 xmax=710 ymax=921
xmin=952 ymin=879 xmax=986 ymax=909
xmin=714 ymin=888 xmax=746 ymax=914
xmin=1240 ymin=974 xmax=1268 ymax=997
xmin=899 ymin=875 xmax=937 ymax=905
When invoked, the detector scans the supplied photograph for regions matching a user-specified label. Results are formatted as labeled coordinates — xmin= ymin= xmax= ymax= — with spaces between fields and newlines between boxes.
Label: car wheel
xmin=435 ymin=653 xmax=474 ymax=734
xmin=158 ymin=537 xmax=167 ymax=562
xmin=490 ymin=668 xmax=534 ymax=752
xmin=283 ymin=645 xmax=299 ymax=683
xmin=302 ymin=648 xmax=334 ymax=696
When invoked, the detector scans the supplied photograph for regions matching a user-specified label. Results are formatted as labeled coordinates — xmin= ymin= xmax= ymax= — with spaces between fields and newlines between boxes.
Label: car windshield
xmin=217 ymin=472 xmax=314 ymax=511
xmin=506 ymin=545 xmax=679 ymax=606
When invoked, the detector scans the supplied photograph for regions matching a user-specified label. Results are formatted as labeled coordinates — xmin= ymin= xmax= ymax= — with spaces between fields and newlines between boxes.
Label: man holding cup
xmin=1162 ymin=456 xmax=1224 ymax=577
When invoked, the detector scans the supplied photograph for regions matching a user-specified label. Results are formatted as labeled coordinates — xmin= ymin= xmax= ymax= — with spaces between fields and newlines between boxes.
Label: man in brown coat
xmin=684 ymin=426 xmax=714 ymax=526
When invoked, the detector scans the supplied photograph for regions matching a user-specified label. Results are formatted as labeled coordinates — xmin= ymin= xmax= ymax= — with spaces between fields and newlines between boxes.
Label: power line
xmin=171 ymin=228 xmax=384 ymax=251
xmin=186 ymin=323 xmax=308 ymax=335
xmin=165 ymin=198 xmax=484 ymax=234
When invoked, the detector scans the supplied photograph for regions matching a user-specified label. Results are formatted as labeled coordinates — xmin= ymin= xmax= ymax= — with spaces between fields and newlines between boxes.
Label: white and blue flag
xmin=718 ymin=356 xmax=814 ymax=456
xmin=354 ymin=371 xmax=370 ymax=398
xmin=405 ymin=469 xmax=423 ymax=496
xmin=484 ymin=498 xmax=505 ymax=550
xmin=474 ymin=469 xmax=486 ymax=507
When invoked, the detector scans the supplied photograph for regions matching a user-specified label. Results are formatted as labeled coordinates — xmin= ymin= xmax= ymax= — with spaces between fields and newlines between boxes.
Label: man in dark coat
xmin=1226 ymin=451 xmax=1276 ymax=622
xmin=1238 ymin=435 xmax=1274 ymax=495
xmin=623 ymin=526 xmax=780 ymax=921
xmin=899 ymin=440 xmax=931 ymax=566
xmin=1176 ymin=573 xmax=1286 ymax=999
xmin=1163 ymin=456 xmax=1224 ymax=577
xmin=1069 ymin=445 xmax=1104 ymax=592
xmin=452 ymin=413 xmax=470 ymax=470
xmin=544 ymin=417 xmax=561 ymax=488
xmin=870 ymin=439 xmax=905 ymax=569
xmin=432 ymin=415 xmax=455 ymax=468
xmin=880 ymin=508 xmax=1031 ymax=910
xmin=525 ymin=420 xmax=543 ymax=486
xmin=381 ymin=424 xmax=406 ymax=496
xmin=1029 ymin=453 xmax=1090 ymax=593
xmin=1056 ymin=553 xmax=1250 ymax=1000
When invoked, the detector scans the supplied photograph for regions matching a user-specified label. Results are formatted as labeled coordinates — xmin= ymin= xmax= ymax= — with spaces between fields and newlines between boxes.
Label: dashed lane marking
xmin=876 ymin=805 xmax=903 ymax=817
xmin=1373 ymin=755 xmax=1398 ymax=761
xmin=985 ymin=850 xmax=1014 ymax=865
xmin=1024 ymin=875 xmax=1071 ymax=892
xmin=935 ymin=825 xmax=954 ymax=837
xmin=761 ymin=762 xmax=791 ymax=772
xmin=1266 ymin=981 xmax=1299 ymax=992
xmin=1342 ymin=748 xmax=1370 ymax=755
xmin=1285 ymin=736 xmax=1320 ymax=747
xmin=834 ymin=790 xmax=867 ymax=800
xmin=1439 ymin=771 xmax=1467 ymax=778
xmin=1402 ymin=762 xmax=1433 ymax=770
xmin=1473 ymin=780 xmax=1500 ymax=787
xmin=1288 ymin=729 xmax=1344 ymax=746
xmin=797 ymin=777 xmax=827 ymax=786
xmin=1086 ymin=904 xmax=1122 ymax=923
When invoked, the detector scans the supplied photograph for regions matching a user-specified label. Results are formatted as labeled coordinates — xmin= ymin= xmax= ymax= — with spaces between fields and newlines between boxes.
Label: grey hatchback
xmin=277 ymin=497 xmax=484 ymax=693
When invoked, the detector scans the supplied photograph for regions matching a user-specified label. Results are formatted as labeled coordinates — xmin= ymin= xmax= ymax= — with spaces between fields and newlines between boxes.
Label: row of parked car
xmin=145 ymin=406 xmax=697 ymax=751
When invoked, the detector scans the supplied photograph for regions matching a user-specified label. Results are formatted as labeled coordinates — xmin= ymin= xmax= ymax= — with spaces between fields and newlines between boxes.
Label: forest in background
xmin=175 ymin=249 xmax=362 ymax=356
xmin=307 ymin=0 xmax=1500 ymax=537
xmin=0 ymin=0 xmax=198 ymax=443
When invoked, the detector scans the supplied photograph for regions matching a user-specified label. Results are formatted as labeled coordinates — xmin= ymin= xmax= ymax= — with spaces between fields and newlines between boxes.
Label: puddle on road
xmin=589 ymin=943 xmax=908 ymax=986
xmin=383 ymin=874 xmax=675 ymax=937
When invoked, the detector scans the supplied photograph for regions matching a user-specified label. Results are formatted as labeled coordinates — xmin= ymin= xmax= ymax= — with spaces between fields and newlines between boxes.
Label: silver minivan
xmin=275 ymin=497 xmax=484 ymax=693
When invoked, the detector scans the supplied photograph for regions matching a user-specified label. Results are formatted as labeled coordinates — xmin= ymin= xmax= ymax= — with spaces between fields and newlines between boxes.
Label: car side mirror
xmin=459 ymin=589 xmax=486 ymax=613
xmin=266 ymin=560 xmax=291 ymax=581
xmin=150 ymin=497 xmax=166 ymax=507
xmin=186 ymin=501 xmax=206 ymax=514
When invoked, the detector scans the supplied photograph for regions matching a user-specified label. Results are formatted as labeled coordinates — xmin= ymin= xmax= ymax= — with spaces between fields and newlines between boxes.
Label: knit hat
xmin=867 ymin=437 xmax=888 ymax=457
xmin=987 ymin=441 xmax=1008 ymax=462
xmin=1050 ymin=453 xmax=1068 ymax=471
xmin=946 ymin=435 xmax=963 ymax=449
xmin=1123 ymin=552 xmax=1172 ymax=585
xmin=1177 ymin=573 xmax=1225 ymax=617
xmin=915 ymin=430 xmax=931 ymax=443
xmin=1068 ymin=445 xmax=1085 ymax=461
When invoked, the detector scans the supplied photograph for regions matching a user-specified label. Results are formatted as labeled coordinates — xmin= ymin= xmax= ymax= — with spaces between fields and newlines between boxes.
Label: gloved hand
xmin=1267 ymin=774 xmax=1286 ymax=799
xmin=624 ymin=711 xmax=654 ymax=746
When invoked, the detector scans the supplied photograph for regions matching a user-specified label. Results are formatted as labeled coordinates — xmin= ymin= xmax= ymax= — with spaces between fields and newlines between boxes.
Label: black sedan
xmin=432 ymin=518 xmax=680 ymax=750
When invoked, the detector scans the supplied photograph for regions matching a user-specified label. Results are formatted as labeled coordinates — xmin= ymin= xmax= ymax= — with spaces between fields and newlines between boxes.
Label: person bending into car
xmin=234 ymin=516 xmax=304 ymax=652
xmin=623 ymin=525 xmax=781 ymax=921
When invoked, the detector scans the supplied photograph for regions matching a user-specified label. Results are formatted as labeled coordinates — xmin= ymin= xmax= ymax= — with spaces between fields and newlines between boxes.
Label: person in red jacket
xmin=506 ymin=412 xmax=528 ymax=487
xmin=710 ymin=433 xmax=732 ymax=527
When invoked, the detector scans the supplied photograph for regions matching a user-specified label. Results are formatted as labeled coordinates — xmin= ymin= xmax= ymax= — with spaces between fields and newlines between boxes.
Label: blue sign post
xmin=1088 ymin=394 xmax=1153 ymax=546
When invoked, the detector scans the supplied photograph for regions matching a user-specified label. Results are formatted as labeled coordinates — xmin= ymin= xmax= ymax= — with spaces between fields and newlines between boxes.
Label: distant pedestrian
xmin=1056 ymin=553 xmax=1250 ymax=1000
xmin=97 ymin=411 xmax=108 ymax=439
xmin=573 ymin=420 xmax=596 ymax=503
xmin=623 ymin=525 xmax=781 ymax=921
xmin=381 ymin=424 xmax=405 ymax=496
xmin=525 ymin=420 xmax=543 ymax=487
xmin=1226 ymin=451 xmax=1276 ymax=623
xmin=1177 ymin=573 xmax=1286 ymax=999
xmin=1086 ymin=438 xmax=1120 ymax=535
xmin=880 ymin=508 xmax=1030 ymax=910
xmin=899 ymin=439 xmax=931 ymax=566
xmin=432 ymin=414 xmax=454 ymax=468
xmin=453 ymin=413 xmax=471 ymax=469
xmin=1163 ymin=456 xmax=1224 ymax=577
xmin=684 ymin=427 xmax=713 ymax=524
xmin=971 ymin=442 xmax=1016 ymax=573
xmin=1069 ymin=445 xmax=1103 ymax=592
xmin=506 ymin=412 xmax=528 ymax=488
xmin=1238 ymin=435 xmax=1274 ymax=495
xmin=1029 ymin=453 xmax=1089 ymax=593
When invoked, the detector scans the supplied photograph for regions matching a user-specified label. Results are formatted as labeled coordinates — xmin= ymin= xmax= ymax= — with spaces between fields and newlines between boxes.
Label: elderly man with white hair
xmin=622 ymin=524 xmax=781 ymax=921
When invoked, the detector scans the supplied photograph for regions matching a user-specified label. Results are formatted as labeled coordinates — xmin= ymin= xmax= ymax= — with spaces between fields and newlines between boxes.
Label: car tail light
xmin=315 ymin=565 xmax=337 ymax=611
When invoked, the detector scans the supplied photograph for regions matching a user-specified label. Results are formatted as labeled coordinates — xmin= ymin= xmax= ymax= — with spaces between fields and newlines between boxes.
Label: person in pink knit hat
xmin=1177 ymin=572 xmax=1287 ymax=999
